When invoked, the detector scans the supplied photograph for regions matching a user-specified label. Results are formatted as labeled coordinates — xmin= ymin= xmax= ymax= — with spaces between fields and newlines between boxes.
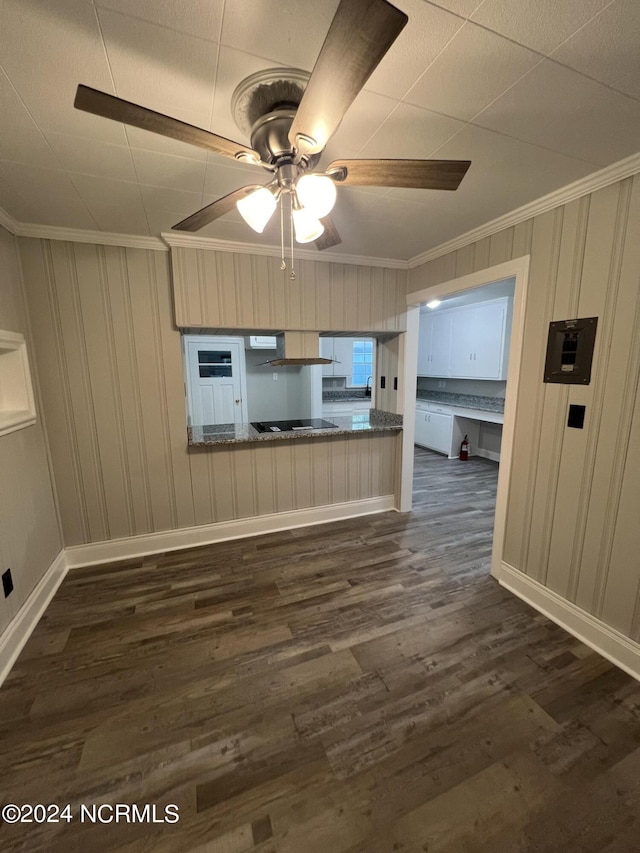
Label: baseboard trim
xmin=65 ymin=496 xmax=396 ymax=569
xmin=476 ymin=448 xmax=501 ymax=462
xmin=0 ymin=549 xmax=68 ymax=687
xmin=499 ymin=562 xmax=640 ymax=682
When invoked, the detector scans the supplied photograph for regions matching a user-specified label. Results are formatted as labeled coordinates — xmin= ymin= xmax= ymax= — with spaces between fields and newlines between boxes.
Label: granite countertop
xmin=188 ymin=409 xmax=402 ymax=447
xmin=416 ymin=390 xmax=505 ymax=414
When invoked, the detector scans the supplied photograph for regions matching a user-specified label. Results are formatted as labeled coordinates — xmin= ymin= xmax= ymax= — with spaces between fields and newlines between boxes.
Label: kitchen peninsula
xmin=189 ymin=409 xmax=402 ymax=446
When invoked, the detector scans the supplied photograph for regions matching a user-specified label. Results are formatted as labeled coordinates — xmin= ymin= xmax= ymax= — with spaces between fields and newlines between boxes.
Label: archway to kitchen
xmin=399 ymin=256 xmax=530 ymax=579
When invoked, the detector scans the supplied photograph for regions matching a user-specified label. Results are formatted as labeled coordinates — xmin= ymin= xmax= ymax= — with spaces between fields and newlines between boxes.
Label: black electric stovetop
xmin=251 ymin=418 xmax=338 ymax=433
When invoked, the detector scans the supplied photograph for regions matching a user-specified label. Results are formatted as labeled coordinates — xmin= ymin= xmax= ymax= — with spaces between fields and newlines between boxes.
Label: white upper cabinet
xmin=417 ymin=297 xmax=512 ymax=380
xmin=322 ymin=337 xmax=357 ymax=382
xmin=321 ymin=337 xmax=337 ymax=376
xmin=418 ymin=312 xmax=452 ymax=377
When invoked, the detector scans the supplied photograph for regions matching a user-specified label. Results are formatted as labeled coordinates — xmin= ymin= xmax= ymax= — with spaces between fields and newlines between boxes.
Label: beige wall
xmin=0 ymin=227 xmax=61 ymax=635
xmin=172 ymin=247 xmax=407 ymax=332
xmin=408 ymin=174 xmax=640 ymax=642
xmin=20 ymin=240 xmax=404 ymax=547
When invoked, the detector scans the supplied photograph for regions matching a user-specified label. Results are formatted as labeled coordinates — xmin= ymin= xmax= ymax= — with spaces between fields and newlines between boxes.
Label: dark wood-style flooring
xmin=2 ymin=449 xmax=640 ymax=852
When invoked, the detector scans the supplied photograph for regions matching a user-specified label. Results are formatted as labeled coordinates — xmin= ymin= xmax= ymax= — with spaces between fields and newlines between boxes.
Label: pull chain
xmin=279 ymin=196 xmax=286 ymax=271
xmin=289 ymin=193 xmax=296 ymax=280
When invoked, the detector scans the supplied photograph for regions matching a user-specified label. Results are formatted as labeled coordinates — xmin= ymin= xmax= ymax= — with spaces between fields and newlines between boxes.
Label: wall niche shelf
xmin=0 ymin=330 xmax=37 ymax=437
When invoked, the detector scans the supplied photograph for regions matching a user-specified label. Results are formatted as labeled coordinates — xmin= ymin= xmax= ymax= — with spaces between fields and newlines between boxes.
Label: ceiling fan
xmin=74 ymin=0 xmax=470 ymax=252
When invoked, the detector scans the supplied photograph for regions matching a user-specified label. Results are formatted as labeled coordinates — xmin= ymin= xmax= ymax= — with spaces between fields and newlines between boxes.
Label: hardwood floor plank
xmin=2 ymin=449 xmax=640 ymax=851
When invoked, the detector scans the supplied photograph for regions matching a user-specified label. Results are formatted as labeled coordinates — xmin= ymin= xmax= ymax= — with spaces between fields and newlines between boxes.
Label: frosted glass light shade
xmin=236 ymin=187 xmax=277 ymax=233
xmin=292 ymin=206 xmax=324 ymax=243
xmin=296 ymin=174 xmax=337 ymax=218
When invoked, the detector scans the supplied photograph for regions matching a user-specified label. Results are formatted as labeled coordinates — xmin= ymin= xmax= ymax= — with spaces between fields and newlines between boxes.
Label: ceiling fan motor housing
xmin=250 ymin=110 xmax=320 ymax=174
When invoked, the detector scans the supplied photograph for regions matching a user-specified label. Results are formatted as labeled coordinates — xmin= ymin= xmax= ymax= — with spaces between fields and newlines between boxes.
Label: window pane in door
xmin=198 ymin=350 xmax=232 ymax=364
xmin=199 ymin=365 xmax=232 ymax=378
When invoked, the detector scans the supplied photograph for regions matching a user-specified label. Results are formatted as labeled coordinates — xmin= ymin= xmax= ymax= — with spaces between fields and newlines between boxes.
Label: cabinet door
xmin=332 ymin=338 xmax=353 ymax=380
xmin=414 ymin=410 xmax=429 ymax=447
xmin=449 ymin=306 xmax=476 ymax=377
xmin=426 ymin=412 xmax=453 ymax=455
xmin=472 ymin=302 xmax=506 ymax=379
xmin=430 ymin=312 xmax=452 ymax=377
xmin=417 ymin=314 xmax=432 ymax=375
xmin=320 ymin=337 xmax=334 ymax=376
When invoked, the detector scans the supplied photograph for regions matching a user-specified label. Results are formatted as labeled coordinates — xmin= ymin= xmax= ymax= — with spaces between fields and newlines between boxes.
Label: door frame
xmin=400 ymin=255 xmax=531 ymax=579
xmin=183 ymin=334 xmax=249 ymax=426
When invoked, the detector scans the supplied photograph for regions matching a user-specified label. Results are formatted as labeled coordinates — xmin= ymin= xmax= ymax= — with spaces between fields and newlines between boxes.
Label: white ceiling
xmin=0 ymin=0 xmax=639 ymax=261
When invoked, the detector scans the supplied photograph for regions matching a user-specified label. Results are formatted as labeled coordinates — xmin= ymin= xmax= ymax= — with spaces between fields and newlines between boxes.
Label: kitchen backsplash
xmin=417 ymin=376 xmax=506 ymax=398
xmin=323 ymin=388 xmax=371 ymax=401
xmin=416 ymin=389 xmax=505 ymax=413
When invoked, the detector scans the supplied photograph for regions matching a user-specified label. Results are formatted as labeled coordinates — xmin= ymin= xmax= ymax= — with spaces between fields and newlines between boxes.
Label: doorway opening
xmin=400 ymin=256 xmax=530 ymax=579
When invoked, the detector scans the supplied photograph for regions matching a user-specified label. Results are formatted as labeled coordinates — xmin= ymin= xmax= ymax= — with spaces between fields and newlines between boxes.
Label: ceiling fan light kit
xmin=296 ymin=174 xmax=337 ymax=219
xmin=291 ymin=197 xmax=325 ymax=244
xmin=74 ymin=0 xmax=471 ymax=262
xmin=236 ymin=186 xmax=279 ymax=234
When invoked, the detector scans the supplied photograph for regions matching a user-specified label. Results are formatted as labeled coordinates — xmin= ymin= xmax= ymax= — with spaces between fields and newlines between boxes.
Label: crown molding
xmin=0 ymin=206 xmax=19 ymax=235
xmin=408 ymin=151 xmax=640 ymax=269
xmin=161 ymin=232 xmax=409 ymax=269
xmin=11 ymin=221 xmax=167 ymax=251
xmin=4 ymin=151 xmax=639 ymax=264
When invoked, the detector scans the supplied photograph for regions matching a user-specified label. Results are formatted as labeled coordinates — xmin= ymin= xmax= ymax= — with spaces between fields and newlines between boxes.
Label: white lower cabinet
xmin=322 ymin=400 xmax=371 ymax=419
xmin=414 ymin=405 xmax=453 ymax=455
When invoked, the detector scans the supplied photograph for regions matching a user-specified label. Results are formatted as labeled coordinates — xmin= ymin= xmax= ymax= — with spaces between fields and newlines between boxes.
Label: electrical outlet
xmin=2 ymin=568 xmax=13 ymax=598
xmin=272 ymin=372 xmax=278 ymax=380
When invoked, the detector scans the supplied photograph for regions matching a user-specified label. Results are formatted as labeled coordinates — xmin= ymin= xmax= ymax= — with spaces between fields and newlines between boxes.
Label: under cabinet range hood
xmin=266 ymin=331 xmax=332 ymax=366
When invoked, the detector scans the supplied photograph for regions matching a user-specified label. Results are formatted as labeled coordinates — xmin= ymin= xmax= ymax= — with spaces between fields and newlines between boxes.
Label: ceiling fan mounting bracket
xmin=232 ymin=67 xmax=310 ymax=134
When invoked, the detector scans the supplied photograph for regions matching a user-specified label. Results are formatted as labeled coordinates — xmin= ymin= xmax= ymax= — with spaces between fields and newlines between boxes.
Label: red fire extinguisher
xmin=459 ymin=435 xmax=469 ymax=461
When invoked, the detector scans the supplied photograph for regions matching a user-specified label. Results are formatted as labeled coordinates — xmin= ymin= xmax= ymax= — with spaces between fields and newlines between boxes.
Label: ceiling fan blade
xmin=74 ymin=85 xmax=261 ymax=165
xmin=289 ymin=0 xmax=407 ymax=158
xmin=172 ymin=185 xmax=264 ymax=232
xmin=314 ymin=217 xmax=342 ymax=251
xmin=326 ymin=159 xmax=471 ymax=190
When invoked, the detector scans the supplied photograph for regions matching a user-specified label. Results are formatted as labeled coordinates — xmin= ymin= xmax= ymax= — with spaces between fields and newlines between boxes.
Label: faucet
xmin=365 ymin=376 xmax=372 ymax=397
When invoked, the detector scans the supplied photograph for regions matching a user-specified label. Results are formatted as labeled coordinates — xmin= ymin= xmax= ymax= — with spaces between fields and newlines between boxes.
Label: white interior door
xmin=184 ymin=336 xmax=247 ymax=426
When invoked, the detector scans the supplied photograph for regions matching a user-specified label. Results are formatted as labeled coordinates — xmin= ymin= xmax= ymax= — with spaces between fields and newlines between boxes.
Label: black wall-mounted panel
xmin=544 ymin=317 xmax=598 ymax=384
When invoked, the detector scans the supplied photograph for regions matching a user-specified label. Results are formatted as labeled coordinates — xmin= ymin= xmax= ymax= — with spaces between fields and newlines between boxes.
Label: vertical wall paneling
xmin=489 ymin=229 xmax=514 ymax=267
xmin=74 ymin=244 xmax=131 ymax=540
xmin=20 ymin=241 xmax=88 ymax=544
xmin=0 ymin=227 xmax=61 ymax=637
xmin=20 ymin=237 xmax=401 ymax=550
xmin=102 ymin=248 xmax=153 ymax=536
xmin=518 ymin=207 xmax=565 ymax=584
xmin=511 ymin=218 xmax=534 ymax=260
xmin=551 ymin=182 xmax=625 ymax=606
xmin=407 ymin=170 xmax=640 ymax=648
xmin=170 ymin=249 xmax=407 ymax=332
xmin=454 ymin=244 xmax=475 ymax=278
xmin=502 ymin=208 xmax=562 ymax=575
xmin=578 ymin=178 xmax=639 ymax=628
xmin=51 ymin=242 xmax=109 ymax=543
xmin=154 ymin=250 xmax=196 ymax=531
xmin=342 ymin=263 xmax=358 ymax=330
xmin=473 ymin=236 xmax=491 ymax=271
xmin=126 ymin=249 xmax=177 ymax=534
